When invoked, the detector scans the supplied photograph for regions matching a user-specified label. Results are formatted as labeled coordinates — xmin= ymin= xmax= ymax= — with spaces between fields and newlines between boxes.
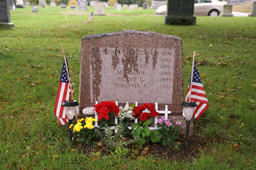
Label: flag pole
xmin=62 ymin=48 xmax=78 ymax=122
xmin=189 ymin=51 xmax=196 ymax=102
xmin=62 ymin=48 xmax=74 ymax=100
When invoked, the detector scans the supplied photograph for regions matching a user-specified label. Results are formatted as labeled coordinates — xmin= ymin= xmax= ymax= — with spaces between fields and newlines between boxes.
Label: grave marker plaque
xmin=80 ymin=30 xmax=183 ymax=113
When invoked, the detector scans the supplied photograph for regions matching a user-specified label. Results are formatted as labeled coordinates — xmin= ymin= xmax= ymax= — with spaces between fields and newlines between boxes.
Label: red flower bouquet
xmin=94 ymin=101 xmax=119 ymax=121
xmin=133 ymin=103 xmax=159 ymax=122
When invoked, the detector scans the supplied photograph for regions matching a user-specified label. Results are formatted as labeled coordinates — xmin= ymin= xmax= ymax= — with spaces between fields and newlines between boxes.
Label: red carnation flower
xmin=133 ymin=103 xmax=159 ymax=122
xmin=94 ymin=101 xmax=119 ymax=121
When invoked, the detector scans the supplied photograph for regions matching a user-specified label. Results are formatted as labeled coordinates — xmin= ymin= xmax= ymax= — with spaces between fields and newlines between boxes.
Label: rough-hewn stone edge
xmin=81 ymin=30 xmax=182 ymax=42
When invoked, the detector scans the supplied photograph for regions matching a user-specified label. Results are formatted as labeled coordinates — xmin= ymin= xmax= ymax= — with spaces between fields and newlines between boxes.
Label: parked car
xmin=156 ymin=0 xmax=227 ymax=16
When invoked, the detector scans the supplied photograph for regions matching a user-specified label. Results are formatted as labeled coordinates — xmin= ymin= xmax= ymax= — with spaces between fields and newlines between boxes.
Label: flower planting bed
xmin=68 ymin=101 xmax=188 ymax=157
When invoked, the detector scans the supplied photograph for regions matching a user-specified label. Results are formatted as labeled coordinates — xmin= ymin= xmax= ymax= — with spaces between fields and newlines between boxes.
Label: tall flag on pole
xmin=54 ymin=60 xmax=72 ymax=126
xmin=185 ymin=62 xmax=209 ymax=120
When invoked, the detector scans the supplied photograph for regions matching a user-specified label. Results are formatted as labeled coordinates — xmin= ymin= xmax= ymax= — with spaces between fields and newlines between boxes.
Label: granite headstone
xmin=39 ymin=0 xmax=47 ymax=8
xmin=142 ymin=2 xmax=148 ymax=9
xmin=78 ymin=0 xmax=88 ymax=10
xmin=32 ymin=6 xmax=38 ymax=12
xmin=50 ymin=0 xmax=56 ymax=6
xmin=16 ymin=0 xmax=24 ymax=8
xmin=249 ymin=1 xmax=256 ymax=17
xmin=0 ymin=0 xmax=14 ymax=28
xmin=94 ymin=1 xmax=105 ymax=15
xmin=221 ymin=4 xmax=233 ymax=17
xmin=80 ymin=30 xmax=183 ymax=114
xmin=151 ymin=0 xmax=166 ymax=9
xmin=115 ymin=4 xmax=122 ymax=11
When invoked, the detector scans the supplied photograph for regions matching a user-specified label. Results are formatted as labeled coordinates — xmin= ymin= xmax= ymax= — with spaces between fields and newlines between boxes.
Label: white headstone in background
xmin=39 ymin=0 xmax=47 ymax=8
xmin=151 ymin=0 xmax=166 ymax=9
xmin=221 ymin=4 xmax=233 ymax=17
xmin=116 ymin=4 xmax=122 ymax=10
xmin=10 ymin=0 xmax=16 ymax=10
xmin=78 ymin=0 xmax=88 ymax=10
xmin=50 ymin=0 xmax=56 ymax=6
xmin=16 ymin=0 xmax=24 ymax=8
xmin=129 ymin=4 xmax=138 ymax=10
xmin=94 ymin=1 xmax=105 ymax=15
xmin=123 ymin=4 xmax=128 ymax=8
xmin=90 ymin=1 xmax=95 ymax=6
xmin=32 ymin=6 xmax=38 ymax=12
xmin=249 ymin=1 xmax=256 ymax=17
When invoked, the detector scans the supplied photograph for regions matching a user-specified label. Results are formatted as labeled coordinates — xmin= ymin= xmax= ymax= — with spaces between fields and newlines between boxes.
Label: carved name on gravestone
xmin=0 ymin=0 xmax=14 ymax=28
xmin=78 ymin=0 xmax=88 ymax=10
xmin=80 ymin=30 xmax=183 ymax=113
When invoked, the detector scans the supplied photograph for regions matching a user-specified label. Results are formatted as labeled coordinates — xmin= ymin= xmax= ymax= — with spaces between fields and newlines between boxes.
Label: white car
xmin=156 ymin=0 xmax=227 ymax=16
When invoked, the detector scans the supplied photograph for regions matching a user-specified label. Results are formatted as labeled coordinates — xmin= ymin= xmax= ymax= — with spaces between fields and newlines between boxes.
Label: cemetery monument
xmin=78 ymin=0 xmax=88 ymax=10
xmin=50 ymin=0 xmax=56 ymax=6
xmin=80 ymin=30 xmax=183 ymax=114
xmin=16 ymin=0 xmax=24 ymax=8
xmin=94 ymin=1 xmax=105 ymax=15
xmin=249 ymin=0 xmax=256 ymax=17
xmin=165 ymin=0 xmax=196 ymax=25
xmin=0 ymin=0 xmax=14 ymax=28
xmin=39 ymin=0 xmax=47 ymax=8
xmin=151 ymin=0 xmax=166 ymax=9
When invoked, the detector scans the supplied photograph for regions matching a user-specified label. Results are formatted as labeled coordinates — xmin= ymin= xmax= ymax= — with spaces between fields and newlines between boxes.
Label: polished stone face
xmin=0 ymin=0 xmax=9 ymax=22
xmin=80 ymin=30 xmax=183 ymax=113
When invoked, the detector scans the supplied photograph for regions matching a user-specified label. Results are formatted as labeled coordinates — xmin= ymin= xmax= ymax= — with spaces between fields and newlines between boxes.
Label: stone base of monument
xmin=165 ymin=15 xmax=196 ymax=25
xmin=249 ymin=13 xmax=256 ymax=17
xmin=221 ymin=13 xmax=233 ymax=17
xmin=0 ymin=22 xmax=15 ymax=28
xmin=94 ymin=13 xmax=105 ymax=16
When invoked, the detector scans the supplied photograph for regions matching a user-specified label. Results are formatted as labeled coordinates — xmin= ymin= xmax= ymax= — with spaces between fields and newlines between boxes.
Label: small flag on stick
xmin=54 ymin=50 xmax=74 ymax=126
xmin=87 ymin=12 xmax=93 ymax=23
xmin=185 ymin=52 xmax=209 ymax=120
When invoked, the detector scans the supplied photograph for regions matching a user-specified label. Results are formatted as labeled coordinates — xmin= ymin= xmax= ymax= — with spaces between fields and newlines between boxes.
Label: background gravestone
xmin=249 ymin=0 xmax=256 ymax=17
xmin=16 ymin=0 xmax=24 ymax=8
xmin=50 ymin=0 xmax=56 ymax=6
xmin=142 ymin=2 xmax=148 ymax=10
xmin=0 ymin=0 xmax=14 ymax=28
xmin=39 ymin=0 xmax=47 ymax=8
xmin=80 ymin=30 xmax=183 ymax=114
xmin=151 ymin=0 xmax=166 ymax=9
xmin=94 ymin=1 xmax=105 ymax=15
xmin=165 ymin=0 xmax=196 ymax=25
xmin=115 ymin=4 xmax=121 ymax=10
xmin=78 ymin=0 xmax=88 ymax=10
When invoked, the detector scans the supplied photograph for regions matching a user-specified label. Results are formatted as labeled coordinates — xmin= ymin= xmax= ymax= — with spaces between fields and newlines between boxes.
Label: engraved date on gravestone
xmin=90 ymin=47 xmax=175 ymax=103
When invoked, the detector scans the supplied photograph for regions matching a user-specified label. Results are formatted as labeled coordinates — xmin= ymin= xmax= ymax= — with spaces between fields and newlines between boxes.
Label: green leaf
xmin=142 ymin=128 xmax=150 ymax=137
xmin=150 ymin=130 xmax=161 ymax=143
xmin=142 ymin=120 xmax=152 ymax=127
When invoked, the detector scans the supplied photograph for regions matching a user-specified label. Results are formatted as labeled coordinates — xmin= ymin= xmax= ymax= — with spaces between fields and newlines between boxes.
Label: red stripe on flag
xmin=59 ymin=83 xmax=69 ymax=119
xmin=54 ymin=83 xmax=62 ymax=114
xmin=195 ymin=103 xmax=209 ymax=120
xmin=191 ymin=92 xmax=207 ymax=98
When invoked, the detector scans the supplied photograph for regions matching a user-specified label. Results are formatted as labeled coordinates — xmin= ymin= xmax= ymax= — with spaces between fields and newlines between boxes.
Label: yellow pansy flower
xmin=77 ymin=118 xmax=84 ymax=122
xmin=69 ymin=123 xmax=73 ymax=129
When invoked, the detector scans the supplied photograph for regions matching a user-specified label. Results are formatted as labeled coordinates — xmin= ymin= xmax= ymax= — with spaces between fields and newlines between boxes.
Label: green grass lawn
xmin=0 ymin=6 xmax=256 ymax=169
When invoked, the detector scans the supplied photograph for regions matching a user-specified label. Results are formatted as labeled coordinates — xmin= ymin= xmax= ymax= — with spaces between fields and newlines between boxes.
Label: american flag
xmin=54 ymin=60 xmax=72 ymax=126
xmin=87 ymin=12 xmax=93 ymax=23
xmin=185 ymin=62 xmax=209 ymax=120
